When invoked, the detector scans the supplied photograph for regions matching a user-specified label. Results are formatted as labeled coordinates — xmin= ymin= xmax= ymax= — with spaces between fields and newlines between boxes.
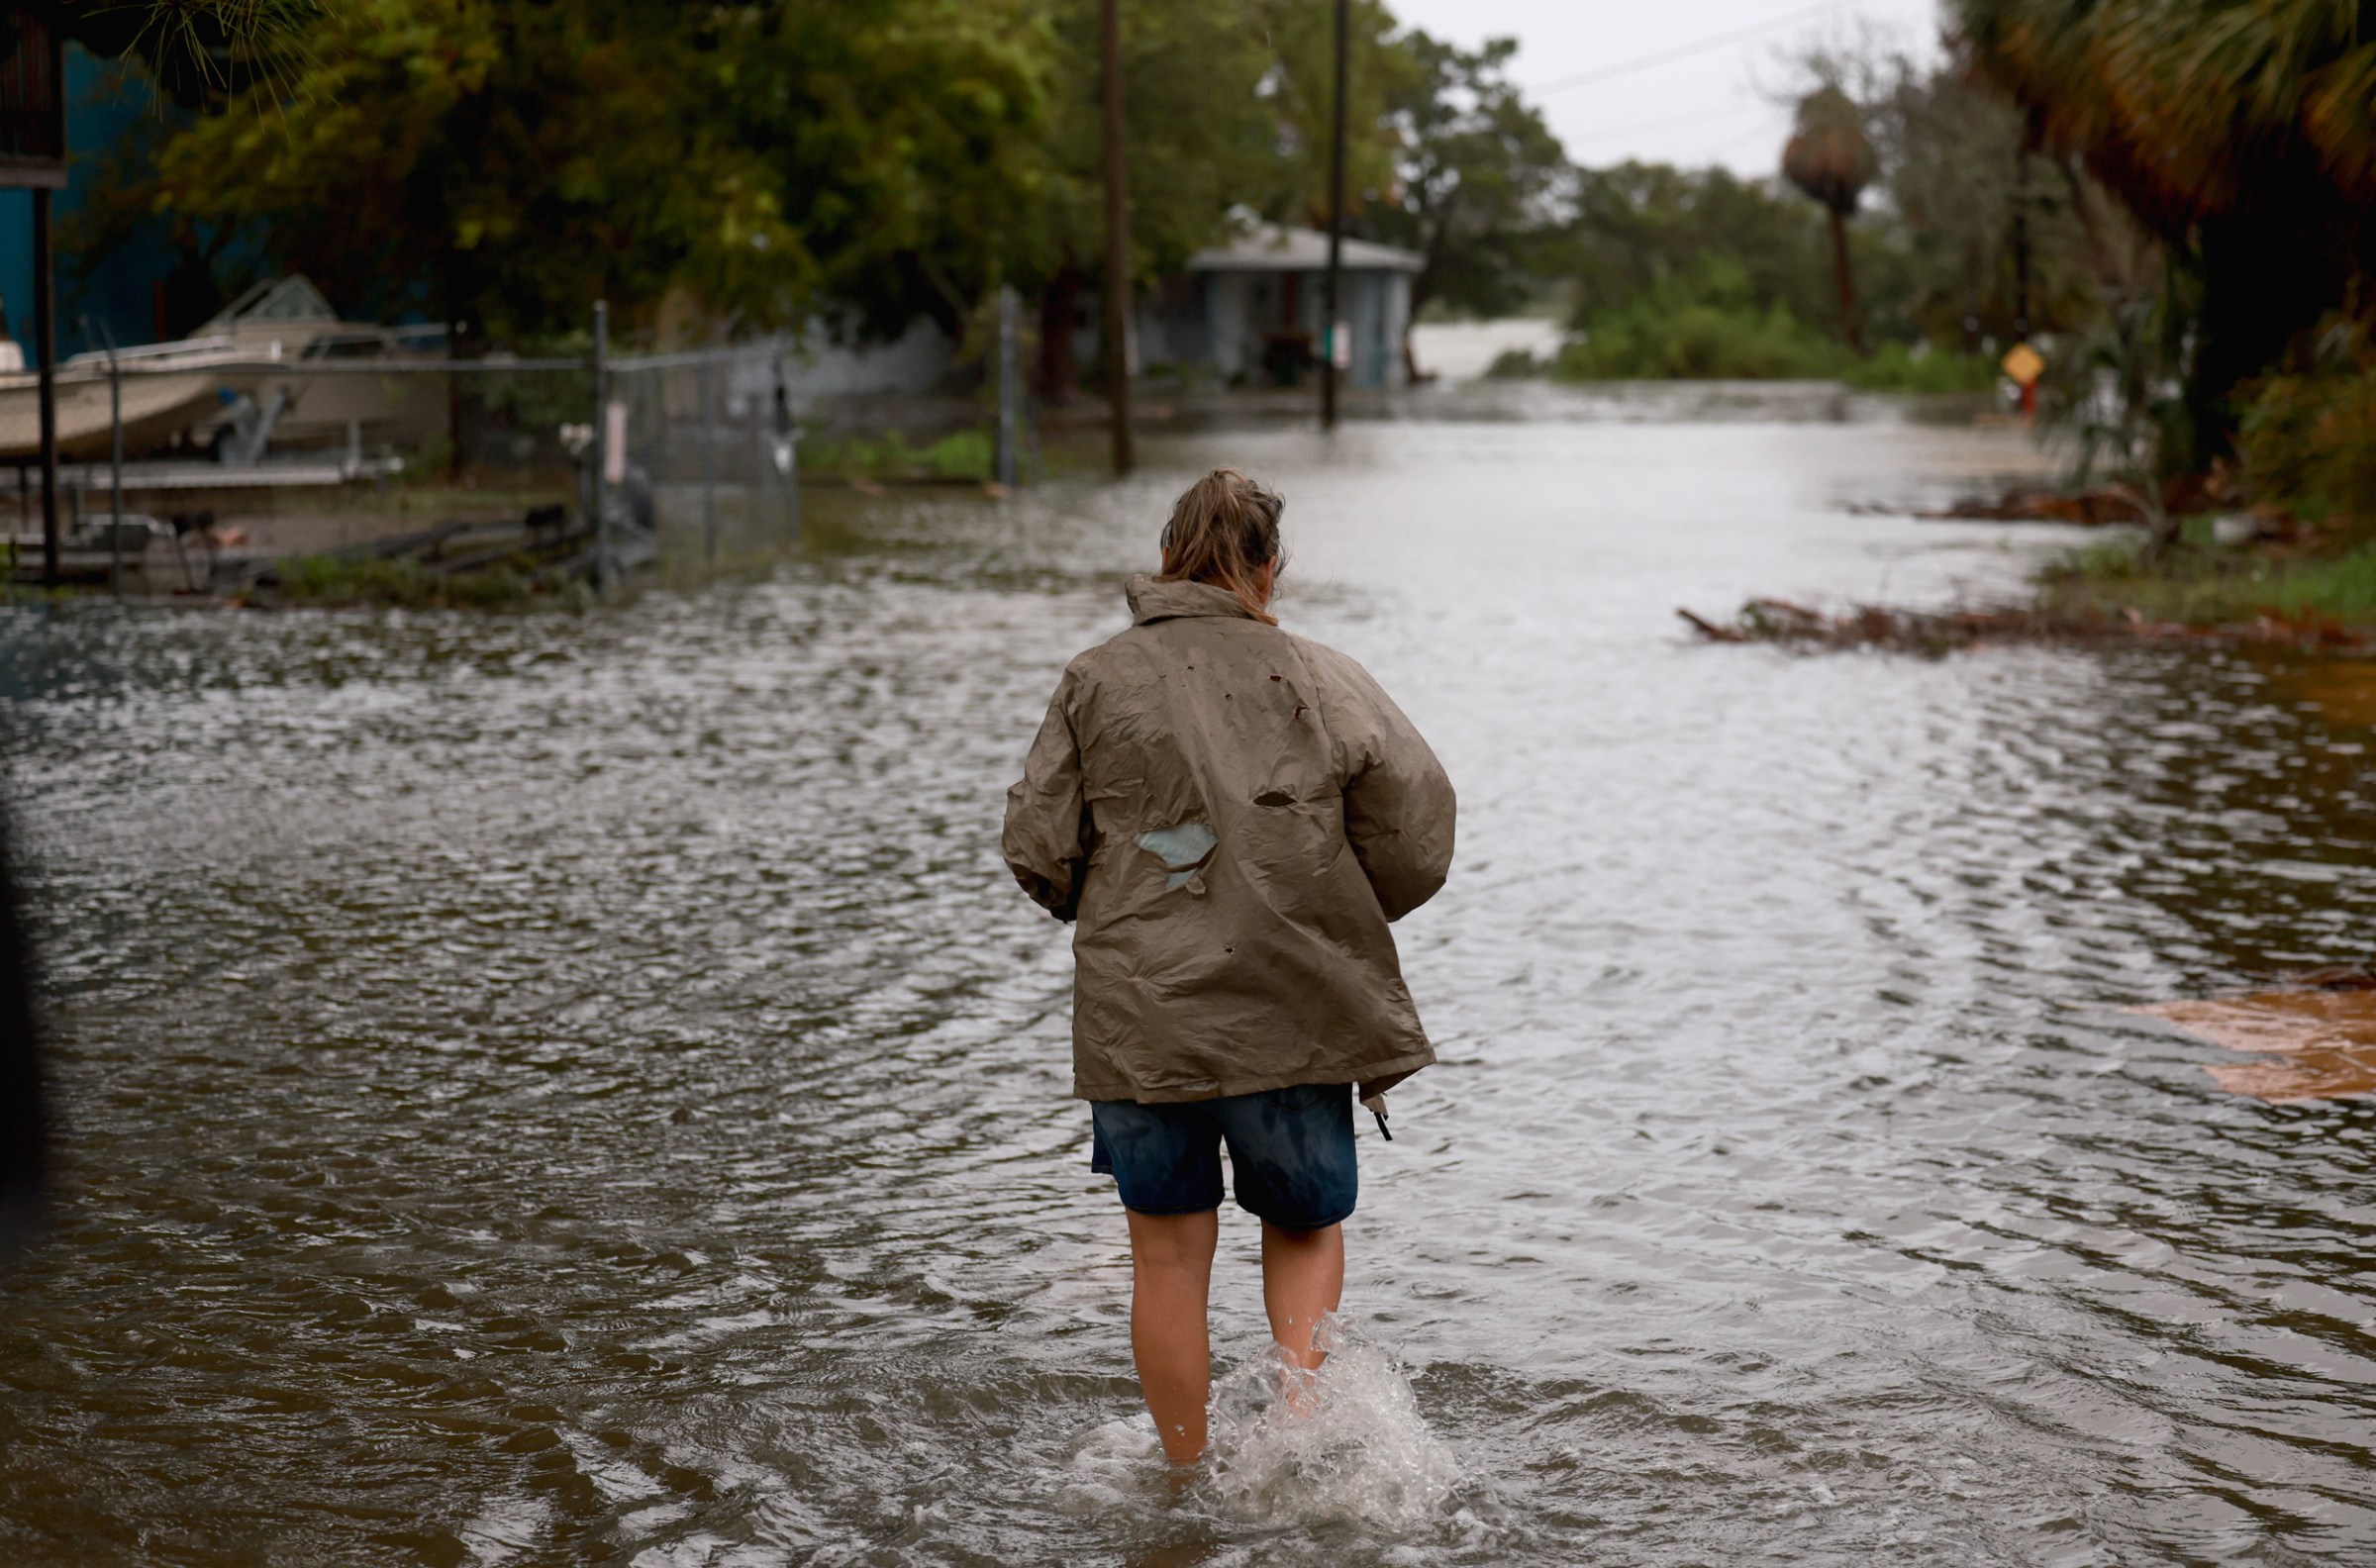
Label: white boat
xmin=0 ymin=277 xmax=448 ymax=462
xmin=0 ymin=335 xmax=267 ymax=461
xmin=179 ymin=277 xmax=450 ymax=454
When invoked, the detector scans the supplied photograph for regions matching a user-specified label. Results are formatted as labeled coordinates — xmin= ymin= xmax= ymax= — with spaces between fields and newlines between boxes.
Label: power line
xmin=1530 ymin=0 xmax=1859 ymax=98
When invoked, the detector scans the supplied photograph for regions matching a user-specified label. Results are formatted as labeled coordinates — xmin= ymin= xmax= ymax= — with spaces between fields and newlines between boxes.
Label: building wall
xmin=1364 ymin=272 xmax=1413 ymax=390
xmin=1144 ymin=267 xmax=1412 ymax=388
xmin=781 ymin=319 xmax=954 ymax=401
xmin=0 ymin=48 xmax=166 ymax=357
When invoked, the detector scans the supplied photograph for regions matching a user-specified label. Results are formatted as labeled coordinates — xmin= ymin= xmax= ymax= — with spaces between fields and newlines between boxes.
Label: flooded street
xmin=3 ymin=387 xmax=2372 ymax=1565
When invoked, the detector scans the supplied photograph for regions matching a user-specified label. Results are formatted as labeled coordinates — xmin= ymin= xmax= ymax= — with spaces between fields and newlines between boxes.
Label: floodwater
xmin=3 ymin=384 xmax=2374 ymax=1565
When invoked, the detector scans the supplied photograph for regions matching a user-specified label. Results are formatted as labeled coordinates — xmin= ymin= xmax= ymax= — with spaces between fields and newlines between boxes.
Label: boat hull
xmin=0 ymin=365 xmax=268 ymax=461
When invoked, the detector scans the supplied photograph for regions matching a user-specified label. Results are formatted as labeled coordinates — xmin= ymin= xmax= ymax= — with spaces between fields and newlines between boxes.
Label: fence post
xmin=784 ymin=413 xmax=800 ymax=545
xmin=772 ymin=356 xmax=797 ymax=545
xmin=700 ymin=349 xmax=718 ymax=566
xmin=747 ymin=372 xmax=764 ymax=543
xmin=590 ymin=300 xmax=610 ymax=593
xmin=996 ymin=284 xmax=1020 ymax=489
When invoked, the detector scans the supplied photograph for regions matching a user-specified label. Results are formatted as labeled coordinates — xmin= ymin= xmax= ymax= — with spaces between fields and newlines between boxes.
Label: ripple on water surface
xmin=2 ymin=404 xmax=2373 ymax=1565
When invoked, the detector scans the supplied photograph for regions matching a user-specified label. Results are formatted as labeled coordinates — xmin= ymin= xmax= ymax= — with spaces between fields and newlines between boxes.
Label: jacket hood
xmin=1126 ymin=574 xmax=1260 ymax=626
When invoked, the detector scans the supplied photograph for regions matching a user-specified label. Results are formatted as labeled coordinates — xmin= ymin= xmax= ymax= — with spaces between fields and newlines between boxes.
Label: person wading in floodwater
xmin=1003 ymin=467 xmax=1455 ymax=1465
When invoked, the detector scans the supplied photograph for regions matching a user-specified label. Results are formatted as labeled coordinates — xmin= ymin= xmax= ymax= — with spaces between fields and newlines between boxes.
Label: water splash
xmin=1200 ymin=1318 xmax=1461 ymax=1534
xmin=1052 ymin=1416 xmax=1175 ymax=1517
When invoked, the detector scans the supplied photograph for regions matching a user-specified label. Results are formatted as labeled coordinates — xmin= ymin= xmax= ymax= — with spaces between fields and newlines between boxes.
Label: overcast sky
xmin=1386 ymin=0 xmax=1948 ymax=175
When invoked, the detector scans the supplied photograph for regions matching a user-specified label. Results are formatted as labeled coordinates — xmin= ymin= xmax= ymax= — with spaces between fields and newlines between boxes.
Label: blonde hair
xmin=1158 ymin=468 xmax=1285 ymax=624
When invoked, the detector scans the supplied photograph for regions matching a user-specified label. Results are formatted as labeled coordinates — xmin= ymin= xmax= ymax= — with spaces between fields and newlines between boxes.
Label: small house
xmin=1139 ymin=224 xmax=1424 ymax=390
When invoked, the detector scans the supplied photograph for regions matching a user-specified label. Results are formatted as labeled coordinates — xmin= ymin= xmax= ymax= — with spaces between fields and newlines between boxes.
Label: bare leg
xmin=1126 ymin=1207 xmax=1220 ymax=1465
xmin=1259 ymin=1221 xmax=1344 ymax=1371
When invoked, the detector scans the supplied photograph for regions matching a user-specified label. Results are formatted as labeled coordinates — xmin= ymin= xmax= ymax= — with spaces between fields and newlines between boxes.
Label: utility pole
xmin=32 ymin=188 xmax=57 ymax=587
xmin=1321 ymin=0 xmax=1348 ymax=431
xmin=1100 ymin=0 xmax=1133 ymax=474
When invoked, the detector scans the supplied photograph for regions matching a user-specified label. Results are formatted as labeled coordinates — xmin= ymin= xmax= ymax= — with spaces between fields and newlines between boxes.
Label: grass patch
xmin=2037 ymin=533 xmax=2376 ymax=629
xmin=271 ymin=551 xmax=552 ymax=609
xmin=805 ymin=429 xmax=992 ymax=481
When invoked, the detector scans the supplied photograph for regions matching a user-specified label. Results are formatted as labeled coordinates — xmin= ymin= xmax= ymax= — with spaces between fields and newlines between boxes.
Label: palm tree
xmin=1951 ymin=0 xmax=2376 ymax=456
xmin=1782 ymin=87 xmax=1876 ymax=354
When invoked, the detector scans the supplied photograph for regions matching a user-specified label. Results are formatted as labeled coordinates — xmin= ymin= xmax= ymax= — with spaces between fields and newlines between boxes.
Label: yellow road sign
xmin=2002 ymin=342 xmax=2045 ymax=387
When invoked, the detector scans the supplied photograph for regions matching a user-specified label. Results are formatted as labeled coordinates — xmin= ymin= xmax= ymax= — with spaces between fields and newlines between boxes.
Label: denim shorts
xmin=1089 ymin=1082 xmax=1357 ymax=1230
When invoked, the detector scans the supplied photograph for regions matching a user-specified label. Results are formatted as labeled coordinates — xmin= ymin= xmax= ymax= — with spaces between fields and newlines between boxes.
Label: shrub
xmin=1839 ymin=343 xmax=1998 ymax=393
xmin=1551 ymin=258 xmax=1848 ymax=381
xmin=1553 ymin=299 xmax=1845 ymax=381
xmin=2236 ymin=315 xmax=2376 ymax=542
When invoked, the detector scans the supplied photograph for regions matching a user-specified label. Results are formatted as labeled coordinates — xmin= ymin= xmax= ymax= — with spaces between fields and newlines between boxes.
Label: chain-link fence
xmin=7 ymin=312 xmax=1032 ymax=596
xmin=602 ymin=341 xmax=802 ymax=585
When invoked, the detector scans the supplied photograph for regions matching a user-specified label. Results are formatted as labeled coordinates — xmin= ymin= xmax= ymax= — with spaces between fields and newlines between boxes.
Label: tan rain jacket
xmin=1003 ymin=575 xmax=1455 ymax=1104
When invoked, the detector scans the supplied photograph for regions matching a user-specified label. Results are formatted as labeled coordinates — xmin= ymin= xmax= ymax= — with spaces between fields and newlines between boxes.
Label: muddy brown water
xmin=3 ymin=384 xmax=2373 ymax=1565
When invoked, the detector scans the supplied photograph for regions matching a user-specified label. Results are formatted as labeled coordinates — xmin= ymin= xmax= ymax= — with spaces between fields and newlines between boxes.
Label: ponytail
xmin=1158 ymin=468 xmax=1285 ymax=624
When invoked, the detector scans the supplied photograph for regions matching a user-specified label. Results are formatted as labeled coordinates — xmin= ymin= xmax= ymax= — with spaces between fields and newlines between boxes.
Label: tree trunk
xmin=1961 ymin=236 xmax=1981 ymax=354
xmin=1401 ymin=271 xmax=1436 ymax=385
xmin=1827 ymin=205 xmax=1863 ymax=354
xmin=1038 ymin=263 xmax=1082 ymax=407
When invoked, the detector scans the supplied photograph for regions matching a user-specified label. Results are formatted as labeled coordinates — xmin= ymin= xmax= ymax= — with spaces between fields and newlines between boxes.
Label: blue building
xmin=1 ymin=46 xmax=178 ymax=358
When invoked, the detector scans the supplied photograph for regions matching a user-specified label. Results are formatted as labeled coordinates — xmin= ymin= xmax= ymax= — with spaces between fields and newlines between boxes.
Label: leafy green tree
xmin=700 ymin=1 xmax=1054 ymax=343
xmin=1563 ymin=163 xmax=1904 ymax=336
xmin=1865 ymin=55 xmax=2130 ymax=352
xmin=1361 ymin=32 xmax=1568 ymax=373
xmin=1021 ymin=0 xmax=1274 ymax=395
xmin=1951 ymin=0 xmax=2376 ymax=454
xmin=87 ymin=0 xmax=1584 ymax=407
xmin=1021 ymin=0 xmax=1410 ymax=398
xmin=134 ymin=0 xmax=1050 ymax=343
xmin=1776 ymin=41 xmax=2137 ymax=362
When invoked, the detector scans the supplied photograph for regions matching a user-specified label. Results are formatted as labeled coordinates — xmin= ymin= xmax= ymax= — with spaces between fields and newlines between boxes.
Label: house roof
xmin=1185 ymin=224 xmax=1424 ymax=275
